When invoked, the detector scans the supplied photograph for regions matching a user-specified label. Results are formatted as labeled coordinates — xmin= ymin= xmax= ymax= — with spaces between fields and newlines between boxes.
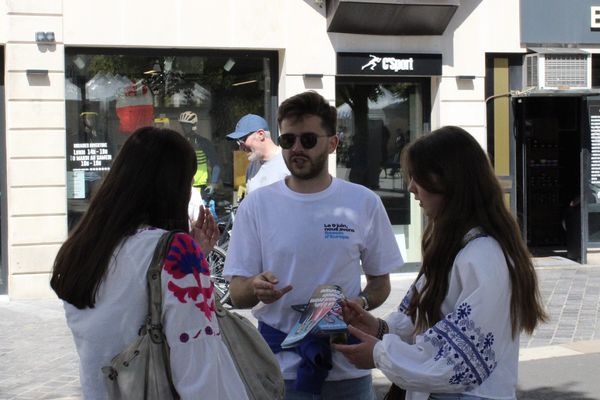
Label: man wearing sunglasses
xmin=226 ymin=114 xmax=290 ymax=194
xmin=224 ymin=91 xmax=403 ymax=400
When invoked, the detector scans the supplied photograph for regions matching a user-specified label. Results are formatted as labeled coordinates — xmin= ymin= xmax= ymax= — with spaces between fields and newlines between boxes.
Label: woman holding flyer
xmin=334 ymin=126 xmax=547 ymax=400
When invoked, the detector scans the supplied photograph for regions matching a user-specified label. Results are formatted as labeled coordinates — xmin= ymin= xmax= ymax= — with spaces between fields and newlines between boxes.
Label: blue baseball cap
xmin=226 ymin=114 xmax=269 ymax=140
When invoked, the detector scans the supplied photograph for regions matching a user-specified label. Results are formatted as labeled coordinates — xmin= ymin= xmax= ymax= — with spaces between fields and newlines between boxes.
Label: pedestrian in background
xmin=224 ymin=91 xmax=403 ymax=399
xmin=50 ymin=126 xmax=248 ymax=399
xmin=227 ymin=113 xmax=290 ymax=194
xmin=335 ymin=126 xmax=548 ymax=400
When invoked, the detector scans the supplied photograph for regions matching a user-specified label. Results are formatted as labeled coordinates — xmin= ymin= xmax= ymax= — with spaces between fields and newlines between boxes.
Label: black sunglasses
xmin=278 ymin=132 xmax=330 ymax=150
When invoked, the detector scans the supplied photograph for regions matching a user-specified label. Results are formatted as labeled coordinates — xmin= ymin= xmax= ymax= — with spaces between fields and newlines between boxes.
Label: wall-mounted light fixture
xmin=303 ymin=73 xmax=324 ymax=79
xmin=35 ymin=31 xmax=55 ymax=42
xmin=223 ymin=58 xmax=236 ymax=72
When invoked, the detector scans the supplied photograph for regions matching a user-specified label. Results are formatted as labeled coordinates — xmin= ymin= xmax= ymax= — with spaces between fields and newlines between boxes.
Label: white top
xmin=224 ymin=177 xmax=404 ymax=381
xmin=188 ymin=186 xmax=203 ymax=224
xmin=246 ymin=151 xmax=290 ymax=193
xmin=64 ymin=228 xmax=248 ymax=400
xmin=374 ymin=233 xmax=518 ymax=400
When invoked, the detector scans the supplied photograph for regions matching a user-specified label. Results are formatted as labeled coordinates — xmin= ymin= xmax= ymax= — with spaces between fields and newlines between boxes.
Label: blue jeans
xmin=284 ymin=375 xmax=375 ymax=400
xmin=429 ymin=394 xmax=486 ymax=400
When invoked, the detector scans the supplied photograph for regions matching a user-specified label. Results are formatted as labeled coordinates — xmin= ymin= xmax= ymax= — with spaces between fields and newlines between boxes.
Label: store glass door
xmin=336 ymin=78 xmax=430 ymax=263
xmin=514 ymin=96 xmax=584 ymax=262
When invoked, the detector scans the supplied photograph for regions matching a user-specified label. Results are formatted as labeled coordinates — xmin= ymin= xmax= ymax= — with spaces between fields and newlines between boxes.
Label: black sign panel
xmin=337 ymin=52 xmax=442 ymax=76
xmin=588 ymin=101 xmax=600 ymax=186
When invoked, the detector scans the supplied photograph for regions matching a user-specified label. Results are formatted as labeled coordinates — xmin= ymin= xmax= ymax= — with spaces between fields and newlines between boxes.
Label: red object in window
xmin=116 ymin=82 xmax=154 ymax=134
xmin=116 ymin=104 xmax=154 ymax=134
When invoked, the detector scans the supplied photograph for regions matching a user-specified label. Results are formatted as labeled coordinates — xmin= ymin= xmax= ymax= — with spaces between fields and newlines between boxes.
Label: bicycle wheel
xmin=217 ymin=230 xmax=230 ymax=251
xmin=206 ymin=246 xmax=231 ymax=305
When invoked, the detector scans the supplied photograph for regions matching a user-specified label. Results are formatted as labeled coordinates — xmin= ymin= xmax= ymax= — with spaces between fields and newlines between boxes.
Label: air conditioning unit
xmin=523 ymin=52 xmax=591 ymax=90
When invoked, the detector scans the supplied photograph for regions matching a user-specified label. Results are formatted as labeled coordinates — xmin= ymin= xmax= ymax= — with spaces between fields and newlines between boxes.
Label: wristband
xmin=376 ymin=318 xmax=389 ymax=340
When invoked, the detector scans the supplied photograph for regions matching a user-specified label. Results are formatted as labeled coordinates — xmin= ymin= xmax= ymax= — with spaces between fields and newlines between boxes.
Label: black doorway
xmin=514 ymin=96 xmax=582 ymax=261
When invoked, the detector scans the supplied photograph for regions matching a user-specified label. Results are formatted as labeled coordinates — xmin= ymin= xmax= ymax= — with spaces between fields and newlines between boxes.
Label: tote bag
xmin=215 ymin=300 xmax=285 ymax=399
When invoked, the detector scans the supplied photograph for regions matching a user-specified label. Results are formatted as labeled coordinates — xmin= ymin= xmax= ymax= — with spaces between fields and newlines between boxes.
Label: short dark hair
xmin=51 ymin=126 xmax=197 ymax=309
xmin=277 ymin=91 xmax=337 ymax=136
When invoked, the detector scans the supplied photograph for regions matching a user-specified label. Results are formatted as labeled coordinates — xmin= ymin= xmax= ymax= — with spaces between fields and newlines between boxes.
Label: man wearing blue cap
xmin=227 ymin=114 xmax=289 ymax=194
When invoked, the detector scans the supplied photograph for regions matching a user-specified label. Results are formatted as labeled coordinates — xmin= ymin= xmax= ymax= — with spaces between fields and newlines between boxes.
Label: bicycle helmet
xmin=179 ymin=111 xmax=198 ymax=125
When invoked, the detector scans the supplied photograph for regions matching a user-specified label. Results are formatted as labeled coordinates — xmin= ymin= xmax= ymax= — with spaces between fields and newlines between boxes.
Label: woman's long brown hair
xmin=402 ymin=126 xmax=547 ymax=337
xmin=50 ymin=127 xmax=197 ymax=309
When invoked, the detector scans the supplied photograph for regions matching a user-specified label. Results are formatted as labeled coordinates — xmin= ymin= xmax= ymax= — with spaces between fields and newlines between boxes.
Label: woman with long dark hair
xmin=51 ymin=126 xmax=247 ymax=399
xmin=335 ymin=126 xmax=547 ymax=399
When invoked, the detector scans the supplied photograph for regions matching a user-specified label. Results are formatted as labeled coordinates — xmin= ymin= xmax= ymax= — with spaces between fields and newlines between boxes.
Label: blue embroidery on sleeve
xmin=398 ymin=284 xmax=414 ymax=313
xmin=423 ymin=302 xmax=497 ymax=389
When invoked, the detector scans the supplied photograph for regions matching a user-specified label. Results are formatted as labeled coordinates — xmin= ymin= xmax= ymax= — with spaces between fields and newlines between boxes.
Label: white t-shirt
xmin=64 ymin=228 xmax=248 ymax=400
xmin=246 ymin=151 xmax=290 ymax=194
xmin=374 ymin=231 xmax=518 ymax=400
xmin=224 ymin=177 xmax=404 ymax=381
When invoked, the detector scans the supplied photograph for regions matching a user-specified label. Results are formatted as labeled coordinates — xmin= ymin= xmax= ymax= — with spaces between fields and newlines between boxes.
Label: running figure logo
xmin=361 ymin=55 xmax=382 ymax=71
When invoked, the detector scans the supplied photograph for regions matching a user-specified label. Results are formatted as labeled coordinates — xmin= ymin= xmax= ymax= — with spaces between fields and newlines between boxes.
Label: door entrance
xmin=514 ymin=96 xmax=583 ymax=261
xmin=336 ymin=78 xmax=430 ymax=263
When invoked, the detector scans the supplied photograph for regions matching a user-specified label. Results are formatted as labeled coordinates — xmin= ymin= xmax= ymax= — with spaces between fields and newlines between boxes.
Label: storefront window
xmin=65 ymin=49 xmax=277 ymax=231
xmin=336 ymin=79 xmax=430 ymax=262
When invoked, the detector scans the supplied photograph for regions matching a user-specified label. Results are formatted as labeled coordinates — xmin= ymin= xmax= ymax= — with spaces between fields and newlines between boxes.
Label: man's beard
xmin=285 ymin=151 xmax=328 ymax=180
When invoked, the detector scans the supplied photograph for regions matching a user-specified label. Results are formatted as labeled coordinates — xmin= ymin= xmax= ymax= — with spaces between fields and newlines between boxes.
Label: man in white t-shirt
xmin=224 ymin=92 xmax=403 ymax=399
xmin=226 ymin=114 xmax=290 ymax=194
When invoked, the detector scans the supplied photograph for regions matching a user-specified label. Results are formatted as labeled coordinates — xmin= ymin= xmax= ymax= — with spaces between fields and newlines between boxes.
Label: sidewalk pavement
xmin=1 ymin=258 xmax=599 ymax=400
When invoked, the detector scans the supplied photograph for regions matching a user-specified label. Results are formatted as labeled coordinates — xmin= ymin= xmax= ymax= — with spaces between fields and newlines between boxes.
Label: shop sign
xmin=68 ymin=142 xmax=113 ymax=171
xmin=337 ymin=52 xmax=442 ymax=76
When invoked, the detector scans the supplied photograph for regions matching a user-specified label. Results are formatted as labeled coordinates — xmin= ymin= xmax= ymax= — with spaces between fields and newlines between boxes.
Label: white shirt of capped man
xmin=246 ymin=150 xmax=290 ymax=194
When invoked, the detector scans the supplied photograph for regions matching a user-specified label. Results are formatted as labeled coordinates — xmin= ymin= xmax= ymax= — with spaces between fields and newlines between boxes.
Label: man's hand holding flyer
xmin=281 ymin=284 xmax=347 ymax=348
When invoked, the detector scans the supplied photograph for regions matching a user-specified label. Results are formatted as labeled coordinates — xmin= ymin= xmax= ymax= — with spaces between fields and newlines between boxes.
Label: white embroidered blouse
xmin=373 ymin=232 xmax=518 ymax=400
xmin=64 ymin=228 xmax=248 ymax=400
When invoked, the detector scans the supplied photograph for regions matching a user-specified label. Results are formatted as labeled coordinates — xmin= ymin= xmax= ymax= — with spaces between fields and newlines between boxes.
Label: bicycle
xmin=205 ymin=202 xmax=238 ymax=306
xmin=206 ymin=245 xmax=230 ymax=305
xmin=216 ymin=203 xmax=237 ymax=250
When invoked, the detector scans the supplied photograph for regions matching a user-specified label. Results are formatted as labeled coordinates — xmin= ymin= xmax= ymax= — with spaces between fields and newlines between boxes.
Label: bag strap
xmin=214 ymin=295 xmax=228 ymax=316
xmin=147 ymin=230 xmax=181 ymax=343
xmin=460 ymin=228 xmax=487 ymax=248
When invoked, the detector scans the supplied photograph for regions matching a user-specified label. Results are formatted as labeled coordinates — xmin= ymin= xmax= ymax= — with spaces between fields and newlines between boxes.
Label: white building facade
xmin=0 ymin=0 xmax=558 ymax=298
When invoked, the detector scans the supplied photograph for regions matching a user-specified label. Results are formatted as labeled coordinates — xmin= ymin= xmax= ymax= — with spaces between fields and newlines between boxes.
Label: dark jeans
xmin=284 ymin=375 xmax=375 ymax=400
